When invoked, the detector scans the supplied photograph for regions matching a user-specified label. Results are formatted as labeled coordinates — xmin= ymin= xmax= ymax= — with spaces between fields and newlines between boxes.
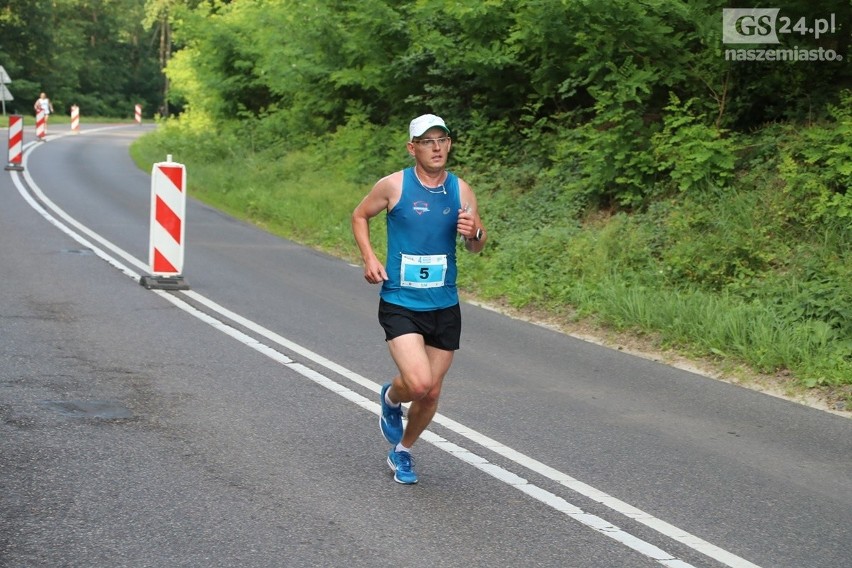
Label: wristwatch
xmin=471 ymin=227 xmax=483 ymax=242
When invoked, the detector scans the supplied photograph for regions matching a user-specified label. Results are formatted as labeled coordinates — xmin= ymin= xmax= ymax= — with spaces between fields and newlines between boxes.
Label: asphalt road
xmin=1 ymin=124 xmax=850 ymax=568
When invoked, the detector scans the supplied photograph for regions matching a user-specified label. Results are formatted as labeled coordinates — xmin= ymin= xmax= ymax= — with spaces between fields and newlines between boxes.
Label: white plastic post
xmin=4 ymin=114 xmax=23 ymax=171
xmin=148 ymin=157 xmax=186 ymax=277
xmin=70 ymin=105 xmax=80 ymax=134
xmin=35 ymin=109 xmax=46 ymax=140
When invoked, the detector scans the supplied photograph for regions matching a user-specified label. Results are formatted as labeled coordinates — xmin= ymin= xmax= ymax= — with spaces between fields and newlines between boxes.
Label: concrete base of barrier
xmin=4 ymin=163 xmax=24 ymax=171
xmin=140 ymin=275 xmax=190 ymax=290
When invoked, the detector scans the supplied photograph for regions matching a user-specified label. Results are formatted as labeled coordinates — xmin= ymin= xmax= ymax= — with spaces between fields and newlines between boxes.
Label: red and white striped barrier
xmin=141 ymin=155 xmax=189 ymax=290
xmin=35 ymin=109 xmax=46 ymax=140
xmin=4 ymin=114 xmax=24 ymax=171
xmin=134 ymin=104 xmax=142 ymax=124
xmin=70 ymin=105 xmax=80 ymax=134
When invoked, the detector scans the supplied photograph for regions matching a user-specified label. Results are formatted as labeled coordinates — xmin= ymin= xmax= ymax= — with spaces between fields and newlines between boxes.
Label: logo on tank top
xmin=413 ymin=201 xmax=429 ymax=215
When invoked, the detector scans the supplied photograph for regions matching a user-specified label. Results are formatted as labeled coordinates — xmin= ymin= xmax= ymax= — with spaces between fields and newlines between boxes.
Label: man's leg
xmin=386 ymin=335 xmax=454 ymax=448
xmin=400 ymin=345 xmax=453 ymax=447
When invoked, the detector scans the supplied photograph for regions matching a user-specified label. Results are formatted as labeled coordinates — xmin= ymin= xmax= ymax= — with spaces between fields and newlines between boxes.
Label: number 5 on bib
xmin=400 ymin=254 xmax=448 ymax=289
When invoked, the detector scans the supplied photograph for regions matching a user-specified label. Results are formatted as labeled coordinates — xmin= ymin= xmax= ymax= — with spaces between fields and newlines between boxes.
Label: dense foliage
xmin=159 ymin=0 xmax=849 ymax=226
xmin=0 ymin=0 xmax=177 ymax=117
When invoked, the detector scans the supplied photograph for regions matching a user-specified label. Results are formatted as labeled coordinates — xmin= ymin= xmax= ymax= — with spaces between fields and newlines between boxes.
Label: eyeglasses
xmin=413 ymin=137 xmax=451 ymax=147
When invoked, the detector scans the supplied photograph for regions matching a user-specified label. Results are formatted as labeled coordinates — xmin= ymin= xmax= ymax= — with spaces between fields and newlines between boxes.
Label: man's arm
xmin=457 ymin=179 xmax=487 ymax=254
xmin=352 ymin=175 xmax=395 ymax=284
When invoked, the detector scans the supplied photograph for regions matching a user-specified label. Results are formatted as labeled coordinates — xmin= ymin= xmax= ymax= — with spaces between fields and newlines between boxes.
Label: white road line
xmin=9 ymin=132 xmax=762 ymax=568
xmin=182 ymin=291 xmax=759 ymax=568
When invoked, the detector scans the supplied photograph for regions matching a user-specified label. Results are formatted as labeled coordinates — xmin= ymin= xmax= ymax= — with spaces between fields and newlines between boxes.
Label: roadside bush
xmin=651 ymin=94 xmax=737 ymax=194
xmin=777 ymin=92 xmax=852 ymax=227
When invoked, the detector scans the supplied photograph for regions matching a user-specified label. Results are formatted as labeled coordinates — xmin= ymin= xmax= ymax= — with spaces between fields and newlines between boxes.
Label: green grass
xmin=589 ymin=282 xmax=848 ymax=383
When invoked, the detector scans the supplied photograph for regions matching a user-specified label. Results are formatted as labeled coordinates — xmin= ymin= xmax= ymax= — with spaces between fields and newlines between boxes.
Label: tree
xmin=0 ymin=0 xmax=165 ymax=116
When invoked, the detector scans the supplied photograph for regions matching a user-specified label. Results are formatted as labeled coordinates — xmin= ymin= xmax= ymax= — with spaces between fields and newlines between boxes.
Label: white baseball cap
xmin=409 ymin=114 xmax=450 ymax=140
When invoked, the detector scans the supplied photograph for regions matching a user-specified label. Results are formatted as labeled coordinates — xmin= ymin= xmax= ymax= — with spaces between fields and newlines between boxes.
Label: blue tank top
xmin=380 ymin=167 xmax=461 ymax=310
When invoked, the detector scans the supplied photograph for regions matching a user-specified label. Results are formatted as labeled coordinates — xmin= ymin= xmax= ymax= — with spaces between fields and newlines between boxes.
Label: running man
xmin=33 ymin=92 xmax=54 ymax=121
xmin=351 ymin=113 xmax=487 ymax=484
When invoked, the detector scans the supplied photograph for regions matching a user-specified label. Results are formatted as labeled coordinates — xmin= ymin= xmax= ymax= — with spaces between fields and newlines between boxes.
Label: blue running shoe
xmin=379 ymin=383 xmax=403 ymax=445
xmin=387 ymin=449 xmax=418 ymax=484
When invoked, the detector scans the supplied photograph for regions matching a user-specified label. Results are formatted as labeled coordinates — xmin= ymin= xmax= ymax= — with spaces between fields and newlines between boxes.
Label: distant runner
xmin=34 ymin=92 xmax=54 ymax=122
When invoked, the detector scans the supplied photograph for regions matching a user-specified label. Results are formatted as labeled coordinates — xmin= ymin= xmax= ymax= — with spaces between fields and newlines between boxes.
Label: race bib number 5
xmin=400 ymin=254 xmax=447 ymax=288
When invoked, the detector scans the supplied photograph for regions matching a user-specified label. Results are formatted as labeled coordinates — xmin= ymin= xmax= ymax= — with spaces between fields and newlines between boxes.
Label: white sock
xmin=385 ymin=388 xmax=400 ymax=408
xmin=395 ymin=443 xmax=411 ymax=454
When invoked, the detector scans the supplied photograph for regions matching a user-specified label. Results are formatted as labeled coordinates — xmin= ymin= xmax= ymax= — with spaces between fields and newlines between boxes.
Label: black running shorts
xmin=378 ymin=299 xmax=461 ymax=351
